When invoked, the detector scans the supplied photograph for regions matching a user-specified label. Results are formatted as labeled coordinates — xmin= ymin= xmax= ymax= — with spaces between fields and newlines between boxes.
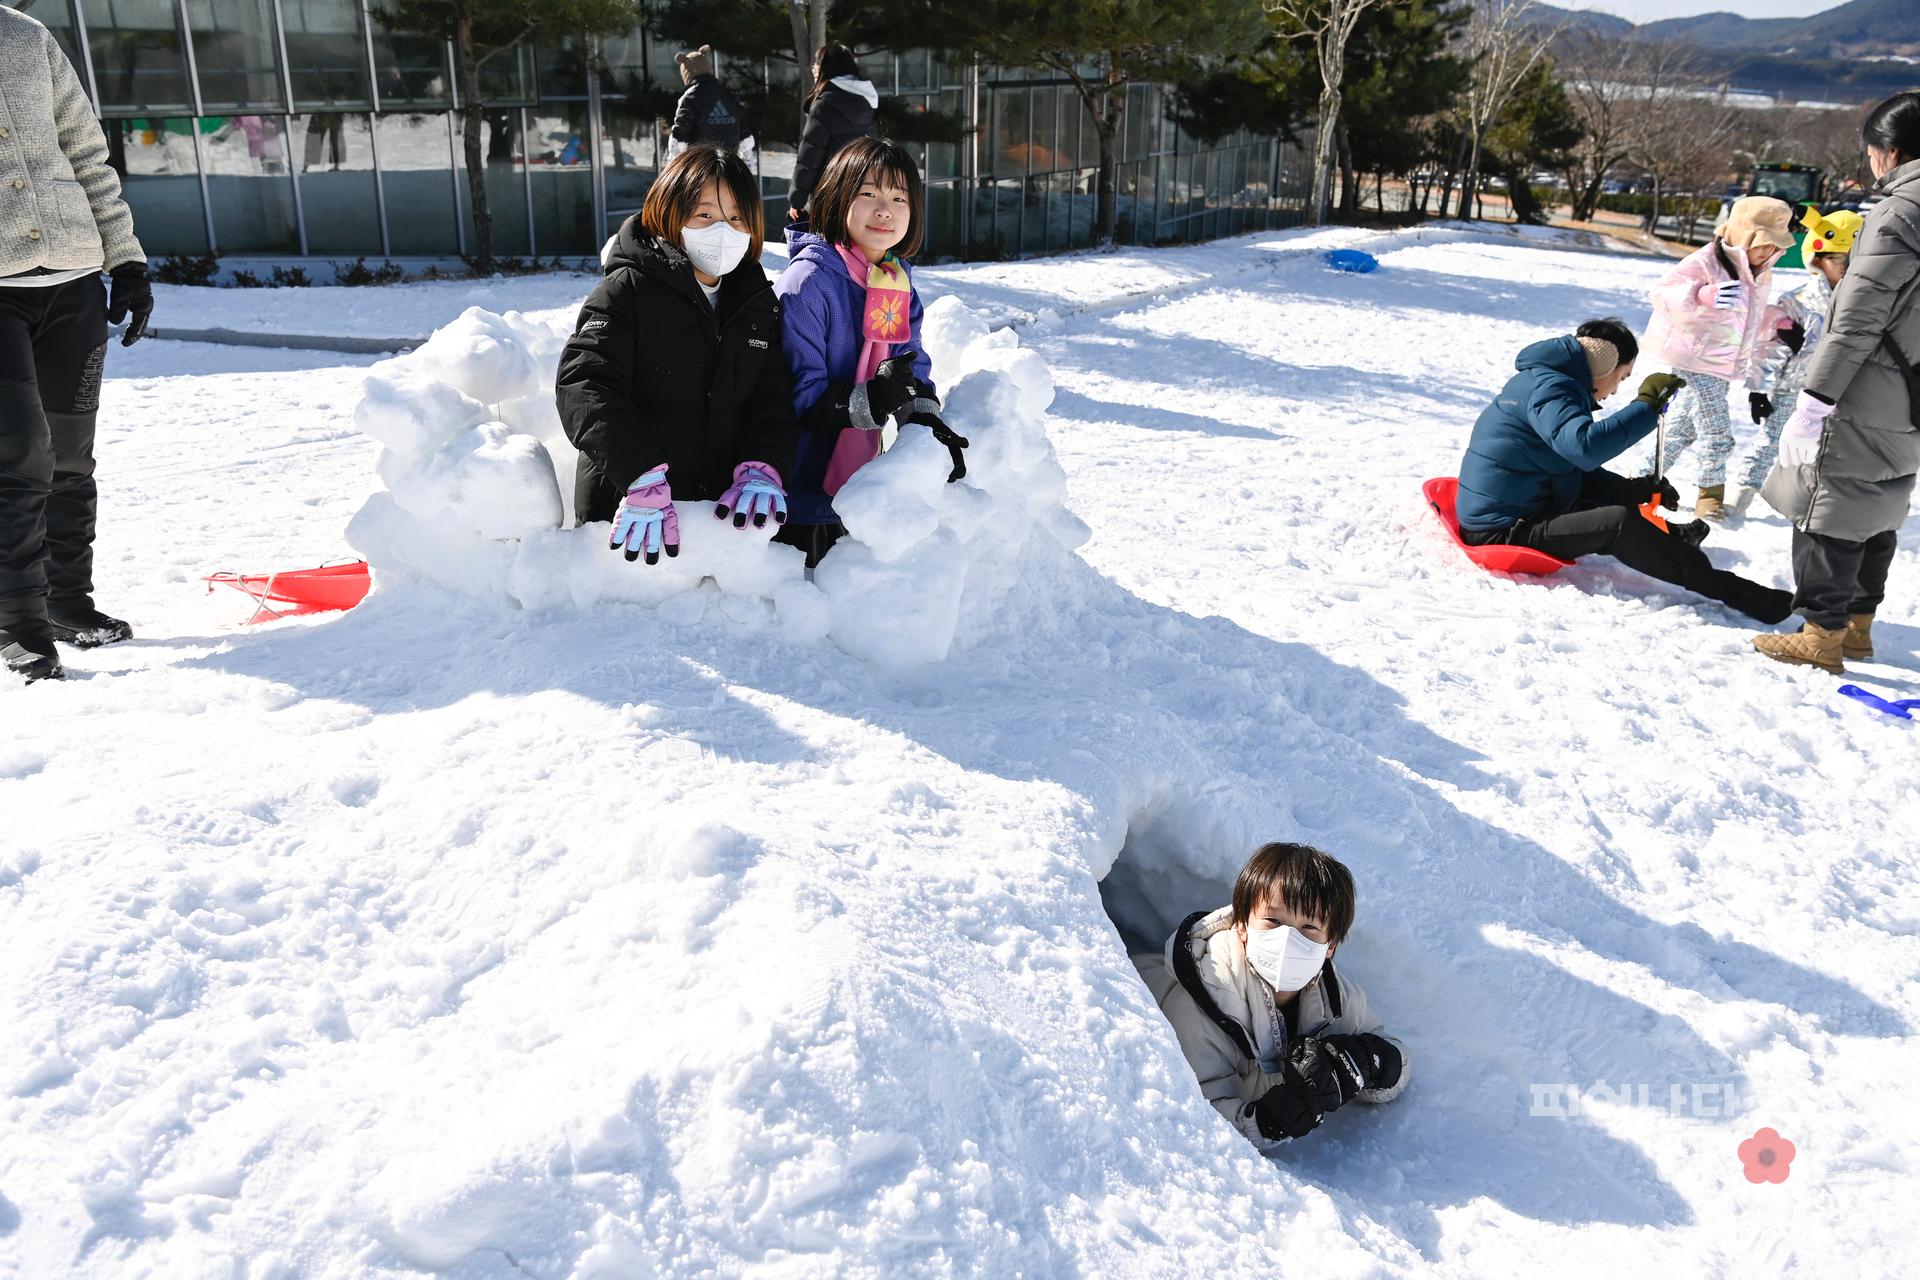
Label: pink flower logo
xmin=1738 ymin=1128 xmax=1795 ymax=1184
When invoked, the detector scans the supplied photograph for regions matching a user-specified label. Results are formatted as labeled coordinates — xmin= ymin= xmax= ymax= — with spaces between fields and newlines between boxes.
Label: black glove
xmin=1635 ymin=372 xmax=1686 ymax=413
xmin=906 ymin=410 xmax=969 ymax=483
xmin=1669 ymin=518 xmax=1710 ymax=547
xmin=1779 ymin=321 xmax=1805 ymax=355
xmin=107 ymin=262 xmax=154 ymax=346
xmin=1750 ymin=392 xmax=1775 ymax=424
xmin=1632 ymin=475 xmax=1680 ymax=510
xmin=1251 ymin=1032 xmax=1400 ymax=1142
xmin=858 ymin=354 xmax=931 ymax=428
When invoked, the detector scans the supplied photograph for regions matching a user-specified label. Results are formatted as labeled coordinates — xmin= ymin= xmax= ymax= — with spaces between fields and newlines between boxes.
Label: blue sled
xmin=1323 ymin=249 xmax=1379 ymax=274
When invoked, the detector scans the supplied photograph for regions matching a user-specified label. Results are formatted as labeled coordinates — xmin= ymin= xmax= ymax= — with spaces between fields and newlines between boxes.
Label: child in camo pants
xmin=1731 ymin=209 xmax=1861 ymax=514
xmin=1641 ymin=196 xmax=1796 ymax=520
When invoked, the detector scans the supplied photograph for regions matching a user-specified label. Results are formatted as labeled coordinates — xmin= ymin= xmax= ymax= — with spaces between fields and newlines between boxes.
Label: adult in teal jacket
xmin=1456 ymin=319 xmax=1792 ymax=623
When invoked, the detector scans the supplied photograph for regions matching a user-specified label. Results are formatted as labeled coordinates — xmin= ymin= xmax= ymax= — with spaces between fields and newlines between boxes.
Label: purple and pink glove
xmin=714 ymin=462 xmax=787 ymax=529
xmin=1777 ymin=392 xmax=1835 ymax=468
xmin=610 ymin=466 xmax=679 ymax=564
xmin=1699 ymin=280 xmax=1746 ymax=310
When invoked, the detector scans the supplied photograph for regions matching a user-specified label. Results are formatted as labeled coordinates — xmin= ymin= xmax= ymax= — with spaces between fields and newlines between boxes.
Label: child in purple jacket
xmin=772 ymin=138 xmax=959 ymax=567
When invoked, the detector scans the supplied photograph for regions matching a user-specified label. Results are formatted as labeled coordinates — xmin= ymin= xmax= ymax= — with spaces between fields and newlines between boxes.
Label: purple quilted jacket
xmin=773 ymin=225 xmax=934 ymax=525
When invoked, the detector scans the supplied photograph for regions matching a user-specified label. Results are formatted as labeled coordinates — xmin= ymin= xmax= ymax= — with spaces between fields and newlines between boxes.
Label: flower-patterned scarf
xmin=824 ymin=243 xmax=915 ymax=495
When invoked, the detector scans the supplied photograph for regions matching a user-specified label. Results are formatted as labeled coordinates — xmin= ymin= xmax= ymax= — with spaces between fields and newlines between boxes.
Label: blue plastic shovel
xmin=1838 ymin=684 xmax=1920 ymax=720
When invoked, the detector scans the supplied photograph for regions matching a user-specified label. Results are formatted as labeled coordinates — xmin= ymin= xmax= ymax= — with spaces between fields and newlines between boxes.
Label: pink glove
xmin=714 ymin=461 xmax=787 ymax=529
xmin=610 ymin=466 xmax=679 ymax=564
xmin=1777 ymin=393 xmax=1834 ymax=469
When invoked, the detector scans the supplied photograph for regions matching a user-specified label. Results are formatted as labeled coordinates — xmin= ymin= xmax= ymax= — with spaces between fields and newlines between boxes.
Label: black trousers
xmin=0 ymin=275 xmax=108 ymax=628
xmin=1791 ymin=526 xmax=1897 ymax=629
xmin=772 ymin=520 xmax=846 ymax=570
xmin=1463 ymin=470 xmax=1793 ymax=623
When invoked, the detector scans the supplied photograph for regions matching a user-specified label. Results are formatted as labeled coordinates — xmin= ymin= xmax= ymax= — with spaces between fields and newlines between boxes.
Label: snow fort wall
xmin=346 ymin=298 xmax=1088 ymax=672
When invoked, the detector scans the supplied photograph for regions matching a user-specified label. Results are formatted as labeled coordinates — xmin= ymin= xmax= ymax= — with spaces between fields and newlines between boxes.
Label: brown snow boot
xmin=1694 ymin=484 xmax=1726 ymax=522
xmin=1843 ymin=613 xmax=1874 ymax=660
xmin=1754 ymin=621 xmax=1845 ymax=673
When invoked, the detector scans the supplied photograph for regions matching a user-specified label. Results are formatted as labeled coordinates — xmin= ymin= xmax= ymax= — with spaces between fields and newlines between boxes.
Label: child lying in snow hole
xmin=1453 ymin=317 xmax=1794 ymax=624
xmin=1135 ymin=843 xmax=1409 ymax=1150
xmin=555 ymin=145 xmax=800 ymax=567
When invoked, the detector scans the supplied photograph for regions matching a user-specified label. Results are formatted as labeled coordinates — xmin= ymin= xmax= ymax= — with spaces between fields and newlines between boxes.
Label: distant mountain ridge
xmin=1528 ymin=0 xmax=1920 ymax=59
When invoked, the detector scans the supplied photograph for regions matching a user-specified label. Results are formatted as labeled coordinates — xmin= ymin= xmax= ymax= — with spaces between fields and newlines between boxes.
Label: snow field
xmin=2 ymin=224 xmax=1916 ymax=1277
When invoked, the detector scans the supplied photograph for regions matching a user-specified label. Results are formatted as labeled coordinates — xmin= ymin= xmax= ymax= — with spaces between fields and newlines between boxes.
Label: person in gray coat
xmin=1758 ymin=91 xmax=1920 ymax=673
xmin=1 ymin=1 xmax=152 ymax=683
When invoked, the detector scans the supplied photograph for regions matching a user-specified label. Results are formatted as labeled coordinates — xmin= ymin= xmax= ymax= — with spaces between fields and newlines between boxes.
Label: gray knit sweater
xmin=0 ymin=4 xmax=145 ymax=276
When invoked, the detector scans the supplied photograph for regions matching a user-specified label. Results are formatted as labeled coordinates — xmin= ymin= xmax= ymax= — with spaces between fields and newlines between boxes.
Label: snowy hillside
xmin=3 ymin=225 xmax=1916 ymax=1278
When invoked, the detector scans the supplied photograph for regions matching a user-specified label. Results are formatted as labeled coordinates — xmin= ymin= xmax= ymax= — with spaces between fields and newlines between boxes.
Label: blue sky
xmin=1554 ymin=0 xmax=1826 ymax=19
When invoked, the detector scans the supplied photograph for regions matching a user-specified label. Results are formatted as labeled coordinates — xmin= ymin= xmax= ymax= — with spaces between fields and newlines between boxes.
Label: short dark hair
xmin=1229 ymin=842 xmax=1357 ymax=945
xmin=1576 ymin=317 xmax=1639 ymax=367
xmin=1864 ymin=90 xmax=1920 ymax=164
xmin=641 ymin=145 xmax=765 ymax=249
xmin=807 ymin=137 xmax=925 ymax=259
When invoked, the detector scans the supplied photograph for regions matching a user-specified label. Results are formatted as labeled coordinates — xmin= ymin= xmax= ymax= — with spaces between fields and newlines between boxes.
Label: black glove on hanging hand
xmin=1750 ymin=392 xmax=1775 ymax=424
xmin=1778 ymin=321 xmax=1805 ymax=355
xmin=107 ymin=262 xmax=154 ymax=346
xmin=906 ymin=411 xmax=969 ymax=483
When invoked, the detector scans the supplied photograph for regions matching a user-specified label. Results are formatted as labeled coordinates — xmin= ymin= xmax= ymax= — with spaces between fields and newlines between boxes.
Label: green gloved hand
xmin=1635 ymin=372 xmax=1687 ymax=413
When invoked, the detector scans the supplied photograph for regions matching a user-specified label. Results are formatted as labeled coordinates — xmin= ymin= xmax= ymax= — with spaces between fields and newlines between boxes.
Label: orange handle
xmin=1640 ymin=495 xmax=1669 ymax=533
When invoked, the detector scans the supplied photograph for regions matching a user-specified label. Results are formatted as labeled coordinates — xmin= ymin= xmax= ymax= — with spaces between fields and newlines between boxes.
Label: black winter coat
xmin=789 ymin=81 xmax=878 ymax=213
xmin=555 ymin=223 xmax=798 ymax=524
xmin=671 ymin=74 xmax=746 ymax=151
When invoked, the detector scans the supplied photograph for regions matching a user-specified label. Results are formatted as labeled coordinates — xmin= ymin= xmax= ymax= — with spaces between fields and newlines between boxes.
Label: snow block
xmin=348 ymin=291 xmax=1087 ymax=673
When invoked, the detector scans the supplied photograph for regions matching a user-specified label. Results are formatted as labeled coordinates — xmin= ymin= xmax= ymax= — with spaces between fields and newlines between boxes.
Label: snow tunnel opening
xmin=1097 ymin=796 xmax=1238 ymax=961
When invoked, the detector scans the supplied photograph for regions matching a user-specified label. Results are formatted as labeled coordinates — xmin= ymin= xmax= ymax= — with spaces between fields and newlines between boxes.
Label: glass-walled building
xmin=14 ymin=0 xmax=1312 ymax=261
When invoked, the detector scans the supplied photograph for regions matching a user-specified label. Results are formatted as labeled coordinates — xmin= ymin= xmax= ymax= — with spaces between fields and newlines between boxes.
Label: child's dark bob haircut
xmin=640 ymin=145 xmax=764 ymax=250
xmin=1229 ymin=842 xmax=1357 ymax=945
xmin=808 ymin=137 xmax=925 ymax=260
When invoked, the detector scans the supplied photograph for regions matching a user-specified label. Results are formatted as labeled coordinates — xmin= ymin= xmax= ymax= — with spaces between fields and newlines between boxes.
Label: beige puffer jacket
xmin=1135 ymin=906 xmax=1409 ymax=1153
xmin=0 ymin=5 xmax=144 ymax=276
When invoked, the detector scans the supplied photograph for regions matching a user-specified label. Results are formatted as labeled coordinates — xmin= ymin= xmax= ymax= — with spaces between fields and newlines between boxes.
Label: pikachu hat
xmin=1801 ymin=205 xmax=1866 ymax=256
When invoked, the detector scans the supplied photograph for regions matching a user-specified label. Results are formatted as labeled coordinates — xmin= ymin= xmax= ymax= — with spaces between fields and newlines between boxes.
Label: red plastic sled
xmin=1423 ymin=478 xmax=1572 ymax=577
xmin=204 ymin=561 xmax=371 ymax=623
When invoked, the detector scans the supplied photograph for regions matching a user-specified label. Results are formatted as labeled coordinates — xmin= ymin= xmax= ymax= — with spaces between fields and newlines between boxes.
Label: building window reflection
xmin=374 ymin=112 xmax=456 ymax=254
xmin=184 ymin=0 xmax=286 ymax=111
xmin=292 ymin=113 xmax=382 ymax=253
xmin=109 ymin=115 xmax=210 ymax=253
xmin=83 ymin=0 xmax=194 ymax=115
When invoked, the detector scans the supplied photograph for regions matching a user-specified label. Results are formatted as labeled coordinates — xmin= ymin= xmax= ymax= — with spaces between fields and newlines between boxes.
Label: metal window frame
xmin=69 ymin=0 xmax=101 ymax=108
xmin=267 ymin=0 xmax=307 ymax=253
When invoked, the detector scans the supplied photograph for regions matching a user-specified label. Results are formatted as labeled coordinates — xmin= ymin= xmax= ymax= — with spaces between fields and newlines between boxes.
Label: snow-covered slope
xmin=4 ymin=226 xmax=1915 ymax=1278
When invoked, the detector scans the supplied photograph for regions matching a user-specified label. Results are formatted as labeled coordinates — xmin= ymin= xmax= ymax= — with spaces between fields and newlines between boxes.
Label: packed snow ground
xmin=5 ymin=225 xmax=1917 ymax=1278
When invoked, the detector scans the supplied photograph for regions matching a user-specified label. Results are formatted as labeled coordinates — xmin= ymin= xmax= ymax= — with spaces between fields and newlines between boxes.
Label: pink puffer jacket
xmin=1642 ymin=240 xmax=1788 ymax=385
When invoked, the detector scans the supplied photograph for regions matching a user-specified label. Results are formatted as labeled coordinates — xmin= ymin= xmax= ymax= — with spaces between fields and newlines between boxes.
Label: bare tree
xmin=1631 ymin=81 xmax=1738 ymax=240
xmin=1268 ymin=0 xmax=1393 ymax=225
xmin=1453 ymin=0 xmax=1559 ymax=219
xmin=1556 ymin=35 xmax=1698 ymax=223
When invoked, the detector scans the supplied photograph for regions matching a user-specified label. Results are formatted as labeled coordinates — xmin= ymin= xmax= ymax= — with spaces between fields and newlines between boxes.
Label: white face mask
xmin=1244 ymin=924 xmax=1329 ymax=994
xmin=680 ymin=221 xmax=752 ymax=279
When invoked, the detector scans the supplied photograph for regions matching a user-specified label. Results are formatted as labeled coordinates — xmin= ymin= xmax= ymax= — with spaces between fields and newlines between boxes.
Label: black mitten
xmin=1779 ymin=321 xmax=1805 ymax=355
xmin=1750 ymin=392 xmax=1775 ymax=424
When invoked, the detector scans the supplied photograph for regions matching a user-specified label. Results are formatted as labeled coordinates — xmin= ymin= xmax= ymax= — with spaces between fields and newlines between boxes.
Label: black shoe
xmin=2 ymin=622 xmax=66 ymax=683
xmin=1669 ymin=519 xmax=1710 ymax=547
xmin=47 ymin=604 xmax=133 ymax=649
